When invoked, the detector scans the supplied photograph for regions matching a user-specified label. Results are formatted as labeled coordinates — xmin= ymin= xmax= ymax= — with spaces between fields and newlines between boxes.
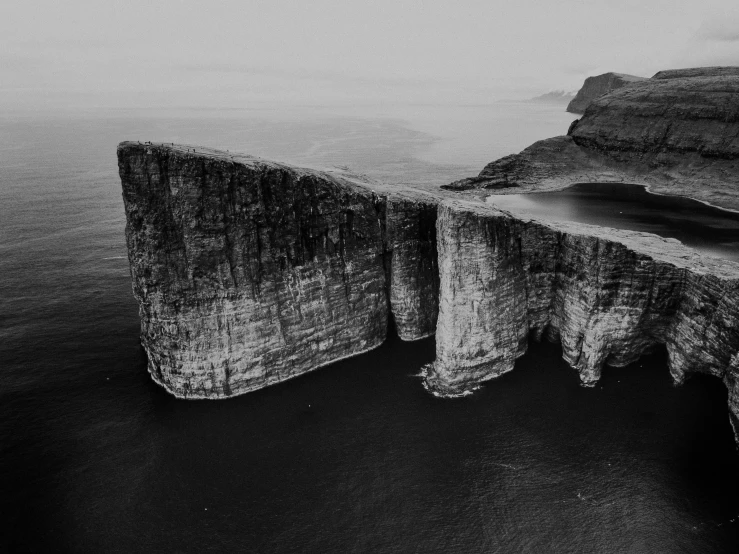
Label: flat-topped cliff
xmin=570 ymin=75 xmax=739 ymax=159
xmin=118 ymin=67 xmax=739 ymax=446
xmin=653 ymin=66 xmax=739 ymax=80
xmin=566 ymin=72 xmax=646 ymax=114
xmin=118 ymin=143 xmax=439 ymax=397
xmin=427 ymin=201 xmax=739 ymax=442
xmin=118 ymin=143 xmax=739 ymax=443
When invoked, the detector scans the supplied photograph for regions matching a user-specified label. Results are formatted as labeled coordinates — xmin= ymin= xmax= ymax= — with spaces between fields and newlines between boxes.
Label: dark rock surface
xmin=570 ymin=75 xmax=739 ymax=159
xmin=118 ymin=143 xmax=439 ymax=397
xmin=446 ymin=68 xmax=739 ymax=211
xmin=427 ymin=199 xmax=739 ymax=437
xmin=566 ymin=72 xmax=647 ymax=114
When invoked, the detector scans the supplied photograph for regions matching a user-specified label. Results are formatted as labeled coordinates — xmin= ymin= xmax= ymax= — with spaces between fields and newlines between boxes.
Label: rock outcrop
xmin=118 ymin=143 xmax=439 ymax=397
xmin=118 ymin=142 xmax=739 ymax=441
xmin=653 ymin=66 xmax=739 ymax=80
xmin=427 ymin=201 xmax=739 ymax=440
xmin=447 ymin=68 xmax=739 ymax=210
xmin=566 ymin=72 xmax=646 ymax=114
xmin=118 ymin=66 xmax=739 ymax=445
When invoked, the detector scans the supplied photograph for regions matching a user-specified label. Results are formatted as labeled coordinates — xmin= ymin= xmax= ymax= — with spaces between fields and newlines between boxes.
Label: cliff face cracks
xmin=118 ymin=143 xmax=439 ymax=398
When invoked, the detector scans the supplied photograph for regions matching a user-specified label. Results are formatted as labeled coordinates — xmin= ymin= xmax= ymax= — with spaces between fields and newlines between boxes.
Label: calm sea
xmin=2 ymin=104 xmax=739 ymax=553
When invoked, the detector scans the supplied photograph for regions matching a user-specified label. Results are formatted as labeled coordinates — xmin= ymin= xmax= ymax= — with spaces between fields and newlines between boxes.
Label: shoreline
xmin=485 ymin=180 xmax=739 ymax=216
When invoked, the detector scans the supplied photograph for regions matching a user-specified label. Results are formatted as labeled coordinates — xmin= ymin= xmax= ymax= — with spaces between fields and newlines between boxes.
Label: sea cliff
xmin=118 ymin=144 xmax=438 ymax=397
xmin=426 ymin=200 xmax=739 ymax=440
xmin=566 ymin=72 xmax=646 ymax=114
xmin=118 ymin=66 xmax=739 ymax=444
xmin=446 ymin=67 xmax=739 ymax=210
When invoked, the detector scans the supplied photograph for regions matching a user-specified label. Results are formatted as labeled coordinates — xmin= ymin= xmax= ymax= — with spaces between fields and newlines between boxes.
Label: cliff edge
xmin=118 ymin=143 xmax=440 ymax=397
xmin=446 ymin=67 xmax=739 ymax=211
xmin=566 ymin=72 xmax=646 ymax=114
xmin=118 ymin=66 xmax=739 ymax=446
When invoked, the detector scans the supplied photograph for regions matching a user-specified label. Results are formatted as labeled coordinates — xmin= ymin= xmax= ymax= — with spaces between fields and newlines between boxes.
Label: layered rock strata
xmin=653 ymin=66 xmax=739 ymax=80
xmin=118 ymin=143 xmax=438 ymax=397
xmin=566 ymin=72 xmax=646 ymax=114
xmin=427 ymin=200 xmax=739 ymax=433
xmin=119 ymin=140 xmax=739 ymax=443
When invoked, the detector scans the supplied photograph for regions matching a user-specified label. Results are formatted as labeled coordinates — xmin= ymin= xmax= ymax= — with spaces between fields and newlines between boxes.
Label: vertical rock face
xmin=430 ymin=202 xmax=529 ymax=394
xmin=566 ymin=72 xmax=646 ymax=114
xmin=426 ymin=200 xmax=739 ymax=434
xmin=119 ymin=143 xmax=390 ymax=397
xmin=653 ymin=66 xmax=739 ymax=80
xmin=118 ymin=143 xmax=439 ymax=398
xmin=386 ymin=195 xmax=439 ymax=340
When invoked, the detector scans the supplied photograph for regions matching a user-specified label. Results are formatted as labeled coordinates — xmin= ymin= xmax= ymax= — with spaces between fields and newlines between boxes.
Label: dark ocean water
xmin=488 ymin=183 xmax=739 ymax=262
xmin=2 ymin=108 xmax=739 ymax=553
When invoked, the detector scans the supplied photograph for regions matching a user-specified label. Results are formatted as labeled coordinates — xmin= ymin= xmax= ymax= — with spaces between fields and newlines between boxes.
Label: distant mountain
xmin=528 ymin=90 xmax=576 ymax=104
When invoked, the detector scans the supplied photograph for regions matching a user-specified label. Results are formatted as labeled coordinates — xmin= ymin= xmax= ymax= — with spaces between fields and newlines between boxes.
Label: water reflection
xmin=488 ymin=183 xmax=739 ymax=262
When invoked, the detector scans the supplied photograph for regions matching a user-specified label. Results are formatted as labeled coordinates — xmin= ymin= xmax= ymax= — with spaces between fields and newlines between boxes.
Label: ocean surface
xmin=2 ymin=104 xmax=739 ymax=553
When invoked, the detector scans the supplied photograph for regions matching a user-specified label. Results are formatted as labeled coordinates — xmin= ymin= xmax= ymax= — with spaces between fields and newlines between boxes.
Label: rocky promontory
xmin=118 ymin=66 xmax=739 ymax=445
xmin=566 ymin=72 xmax=646 ymax=114
xmin=118 ymin=144 xmax=440 ymax=397
xmin=447 ymin=68 xmax=739 ymax=210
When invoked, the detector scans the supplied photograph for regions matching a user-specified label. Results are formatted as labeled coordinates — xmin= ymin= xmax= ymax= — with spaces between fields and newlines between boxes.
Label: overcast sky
xmin=2 ymin=0 xmax=738 ymax=110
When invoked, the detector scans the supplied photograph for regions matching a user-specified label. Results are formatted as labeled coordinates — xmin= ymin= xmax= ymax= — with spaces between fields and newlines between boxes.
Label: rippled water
xmin=2 ymin=107 xmax=739 ymax=553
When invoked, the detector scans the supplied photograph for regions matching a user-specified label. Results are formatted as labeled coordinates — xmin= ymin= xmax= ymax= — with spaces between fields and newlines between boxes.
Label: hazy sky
xmin=2 ymin=0 xmax=738 ymax=110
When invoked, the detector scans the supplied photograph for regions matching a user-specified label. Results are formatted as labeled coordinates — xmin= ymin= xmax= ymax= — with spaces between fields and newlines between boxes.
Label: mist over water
xmin=2 ymin=105 xmax=739 ymax=552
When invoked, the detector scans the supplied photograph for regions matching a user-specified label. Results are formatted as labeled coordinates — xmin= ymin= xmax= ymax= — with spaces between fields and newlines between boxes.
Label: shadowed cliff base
xmin=118 ymin=142 xmax=442 ymax=399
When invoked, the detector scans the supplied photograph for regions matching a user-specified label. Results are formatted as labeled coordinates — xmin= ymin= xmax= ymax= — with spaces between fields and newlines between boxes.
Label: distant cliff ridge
xmin=118 ymin=66 xmax=739 ymax=447
xmin=653 ymin=66 xmax=739 ymax=80
xmin=566 ymin=72 xmax=646 ymax=114
xmin=447 ymin=67 xmax=739 ymax=209
xmin=528 ymin=90 xmax=576 ymax=104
